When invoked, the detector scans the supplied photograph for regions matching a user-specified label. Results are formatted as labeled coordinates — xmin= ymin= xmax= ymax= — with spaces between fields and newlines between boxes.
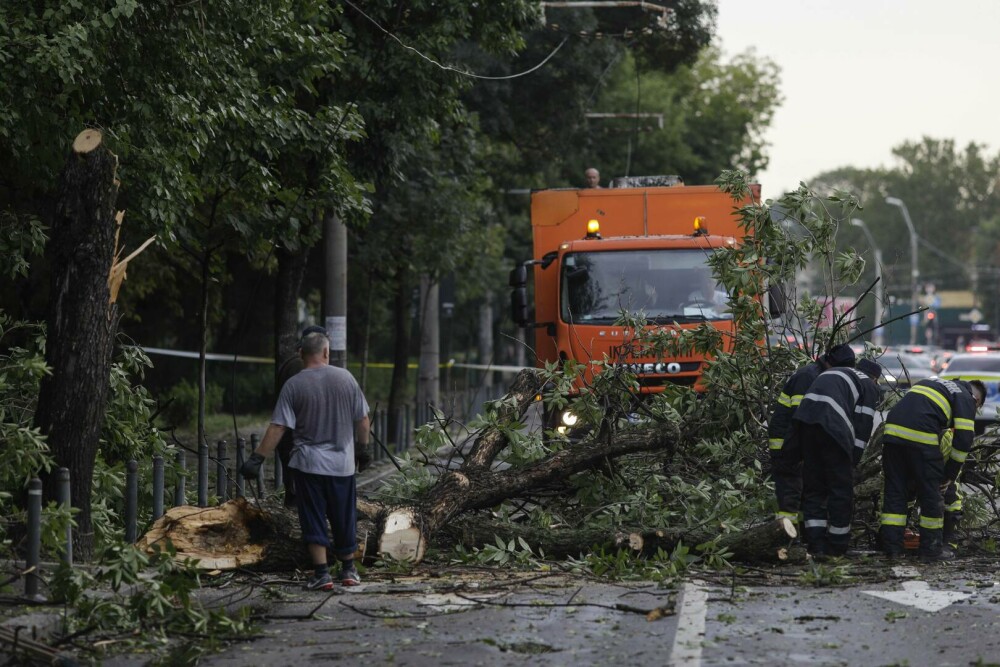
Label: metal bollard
xmin=125 ymin=460 xmax=138 ymax=543
xmin=216 ymin=440 xmax=227 ymax=501
xmin=56 ymin=468 xmax=72 ymax=566
xmin=250 ymin=434 xmax=264 ymax=489
xmin=198 ymin=443 xmax=209 ymax=507
xmin=235 ymin=438 xmax=245 ymax=498
xmin=152 ymin=455 xmax=164 ymax=520
xmin=25 ymin=478 xmax=42 ymax=600
xmin=174 ymin=450 xmax=186 ymax=507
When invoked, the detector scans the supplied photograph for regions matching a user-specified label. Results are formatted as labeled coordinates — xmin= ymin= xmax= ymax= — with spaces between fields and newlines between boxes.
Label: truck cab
xmin=510 ymin=178 xmax=760 ymax=395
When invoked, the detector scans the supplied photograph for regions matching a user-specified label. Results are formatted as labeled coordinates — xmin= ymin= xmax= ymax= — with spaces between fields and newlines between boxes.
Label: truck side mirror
xmin=509 ymin=264 xmax=528 ymax=288
xmin=511 ymin=286 xmax=529 ymax=327
xmin=767 ymin=283 xmax=786 ymax=319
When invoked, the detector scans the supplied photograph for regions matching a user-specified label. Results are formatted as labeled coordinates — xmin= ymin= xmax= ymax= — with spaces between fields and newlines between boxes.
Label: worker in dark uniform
xmin=768 ymin=344 xmax=856 ymax=524
xmin=880 ymin=378 xmax=985 ymax=562
xmin=794 ymin=358 xmax=882 ymax=557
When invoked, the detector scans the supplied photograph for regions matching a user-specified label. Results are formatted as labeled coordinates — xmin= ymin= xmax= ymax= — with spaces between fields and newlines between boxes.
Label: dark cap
xmin=297 ymin=325 xmax=328 ymax=349
xmin=822 ymin=343 xmax=856 ymax=368
xmin=857 ymin=358 xmax=882 ymax=380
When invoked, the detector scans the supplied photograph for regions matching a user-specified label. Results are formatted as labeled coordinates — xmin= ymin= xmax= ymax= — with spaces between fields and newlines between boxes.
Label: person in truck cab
xmin=584 ymin=167 xmax=601 ymax=188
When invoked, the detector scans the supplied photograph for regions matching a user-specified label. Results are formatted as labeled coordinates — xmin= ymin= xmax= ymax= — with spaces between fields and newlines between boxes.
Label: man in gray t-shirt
xmin=242 ymin=330 xmax=370 ymax=591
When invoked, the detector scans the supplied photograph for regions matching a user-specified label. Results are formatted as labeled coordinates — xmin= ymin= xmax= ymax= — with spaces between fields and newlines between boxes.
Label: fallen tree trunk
xmin=380 ymin=420 xmax=681 ymax=563
xmin=443 ymin=516 xmax=802 ymax=564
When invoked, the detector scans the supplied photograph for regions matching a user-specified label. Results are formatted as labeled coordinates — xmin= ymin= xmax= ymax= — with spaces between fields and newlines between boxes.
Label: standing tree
xmin=34 ymin=130 xmax=120 ymax=558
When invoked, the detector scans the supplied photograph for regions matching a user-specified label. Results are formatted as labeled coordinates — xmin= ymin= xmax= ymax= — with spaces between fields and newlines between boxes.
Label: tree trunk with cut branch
xmin=378 ymin=369 xmax=680 ymax=563
xmin=34 ymin=129 xmax=120 ymax=560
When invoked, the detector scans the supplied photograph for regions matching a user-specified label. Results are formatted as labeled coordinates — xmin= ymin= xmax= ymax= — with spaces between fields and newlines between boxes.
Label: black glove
xmin=240 ymin=452 xmax=265 ymax=478
xmin=356 ymin=445 xmax=372 ymax=472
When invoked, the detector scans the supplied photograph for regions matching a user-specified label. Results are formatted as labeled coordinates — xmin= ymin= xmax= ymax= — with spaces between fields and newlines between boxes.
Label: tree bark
xmin=442 ymin=516 xmax=802 ymax=564
xmin=34 ymin=129 xmax=120 ymax=560
xmin=416 ymin=275 xmax=440 ymax=410
xmin=273 ymin=243 xmax=308 ymax=388
xmin=379 ymin=415 xmax=680 ymax=563
xmin=462 ymin=369 xmax=543 ymax=469
xmin=387 ymin=265 xmax=412 ymax=447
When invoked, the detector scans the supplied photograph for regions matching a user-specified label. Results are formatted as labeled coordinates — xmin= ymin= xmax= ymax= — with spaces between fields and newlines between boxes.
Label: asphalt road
xmin=98 ymin=556 xmax=998 ymax=667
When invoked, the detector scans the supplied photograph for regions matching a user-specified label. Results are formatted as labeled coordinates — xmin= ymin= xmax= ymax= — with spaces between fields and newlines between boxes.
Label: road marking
xmin=863 ymin=580 xmax=971 ymax=612
xmin=669 ymin=581 xmax=708 ymax=666
xmin=890 ymin=566 xmax=920 ymax=579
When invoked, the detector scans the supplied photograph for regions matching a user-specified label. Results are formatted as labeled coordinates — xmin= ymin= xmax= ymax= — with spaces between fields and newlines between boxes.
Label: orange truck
xmin=509 ymin=177 xmax=763 ymax=425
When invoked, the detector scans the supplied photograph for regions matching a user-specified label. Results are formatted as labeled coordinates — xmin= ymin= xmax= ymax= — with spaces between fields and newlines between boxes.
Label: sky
xmin=714 ymin=0 xmax=1000 ymax=198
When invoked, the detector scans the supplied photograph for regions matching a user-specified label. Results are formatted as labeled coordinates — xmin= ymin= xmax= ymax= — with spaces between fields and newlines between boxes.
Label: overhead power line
xmin=340 ymin=0 xmax=568 ymax=81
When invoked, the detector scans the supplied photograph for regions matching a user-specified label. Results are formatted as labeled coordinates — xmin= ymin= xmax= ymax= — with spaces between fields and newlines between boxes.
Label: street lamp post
xmin=885 ymin=196 xmax=920 ymax=345
xmin=850 ymin=218 xmax=885 ymax=347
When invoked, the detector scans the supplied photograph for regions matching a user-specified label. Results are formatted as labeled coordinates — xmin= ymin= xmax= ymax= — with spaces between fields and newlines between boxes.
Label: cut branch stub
xmin=72 ymin=128 xmax=103 ymax=154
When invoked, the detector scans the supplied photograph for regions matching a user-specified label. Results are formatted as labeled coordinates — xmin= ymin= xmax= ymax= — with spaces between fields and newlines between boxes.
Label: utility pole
xmin=850 ymin=219 xmax=885 ymax=347
xmin=885 ymin=197 xmax=920 ymax=345
xmin=324 ymin=211 xmax=348 ymax=368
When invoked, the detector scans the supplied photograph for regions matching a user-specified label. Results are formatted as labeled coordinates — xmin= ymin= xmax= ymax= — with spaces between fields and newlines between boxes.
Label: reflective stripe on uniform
xmin=950 ymin=448 xmax=968 ymax=463
xmin=919 ymin=515 xmax=944 ymax=530
xmin=778 ymin=392 xmax=794 ymax=408
xmin=828 ymin=525 xmax=851 ymax=535
xmin=769 ymin=438 xmax=784 ymax=450
xmin=884 ymin=423 xmax=939 ymax=446
xmin=909 ymin=385 xmax=952 ymax=420
xmin=881 ymin=513 xmax=907 ymax=526
xmin=855 ymin=404 xmax=877 ymax=417
xmin=826 ymin=369 xmax=860 ymax=402
xmin=804 ymin=519 xmax=827 ymax=528
xmin=954 ymin=417 xmax=975 ymax=432
xmin=775 ymin=511 xmax=798 ymax=520
xmin=945 ymin=499 xmax=963 ymax=512
xmin=854 ymin=438 xmax=866 ymax=449
xmin=802 ymin=393 xmax=855 ymax=440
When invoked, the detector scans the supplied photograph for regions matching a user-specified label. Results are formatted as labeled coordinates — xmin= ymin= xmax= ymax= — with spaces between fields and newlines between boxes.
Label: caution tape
xmin=137 ymin=346 xmax=530 ymax=373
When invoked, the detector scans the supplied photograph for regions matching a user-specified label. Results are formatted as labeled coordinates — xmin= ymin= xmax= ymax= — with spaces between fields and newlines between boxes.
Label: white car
xmin=938 ymin=352 xmax=1000 ymax=424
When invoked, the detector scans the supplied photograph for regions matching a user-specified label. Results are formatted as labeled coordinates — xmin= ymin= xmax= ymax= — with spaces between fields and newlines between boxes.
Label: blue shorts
xmin=292 ymin=469 xmax=357 ymax=558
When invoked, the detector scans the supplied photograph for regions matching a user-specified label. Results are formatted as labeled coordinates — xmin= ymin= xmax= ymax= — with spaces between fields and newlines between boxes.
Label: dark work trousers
xmin=881 ymin=441 xmax=945 ymax=556
xmin=770 ymin=434 xmax=803 ymax=520
xmin=800 ymin=423 xmax=855 ymax=555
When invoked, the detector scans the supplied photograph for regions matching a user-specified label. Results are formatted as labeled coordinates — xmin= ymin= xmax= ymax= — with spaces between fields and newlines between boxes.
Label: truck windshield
xmin=560 ymin=249 xmax=730 ymax=324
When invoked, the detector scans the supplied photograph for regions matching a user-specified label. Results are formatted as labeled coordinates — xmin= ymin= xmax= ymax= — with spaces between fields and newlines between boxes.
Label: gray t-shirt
xmin=271 ymin=365 xmax=369 ymax=476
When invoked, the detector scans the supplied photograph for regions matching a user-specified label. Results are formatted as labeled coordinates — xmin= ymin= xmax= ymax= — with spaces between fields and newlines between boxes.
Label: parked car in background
xmin=939 ymin=352 xmax=1000 ymax=423
xmin=898 ymin=345 xmax=951 ymax=373
xmin=877 ymin=350 xmax=936 ymax=389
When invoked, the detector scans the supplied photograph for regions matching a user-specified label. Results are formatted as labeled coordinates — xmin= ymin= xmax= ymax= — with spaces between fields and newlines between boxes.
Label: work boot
xmin=943 ymin=513 xmax=961 ymax=551
xmin=880 ymin=527 xmax=905 ymax=559
xmin=919 ymin=531 xmax=955 ymax=563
